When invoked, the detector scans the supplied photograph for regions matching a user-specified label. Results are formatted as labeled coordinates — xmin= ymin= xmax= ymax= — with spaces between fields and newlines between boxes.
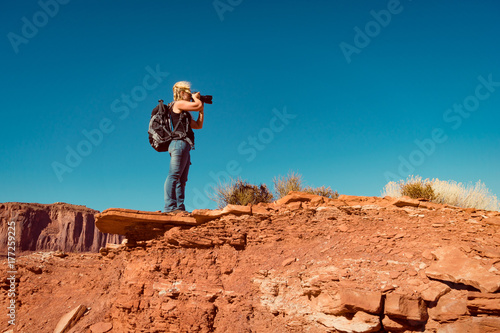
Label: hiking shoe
xmin=163 ymin=209 xmax=190 ymax=215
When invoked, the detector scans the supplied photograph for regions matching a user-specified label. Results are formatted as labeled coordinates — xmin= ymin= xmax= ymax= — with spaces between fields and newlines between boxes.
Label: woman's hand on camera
xmin=192 ymin=92 xmax=201 ymax=100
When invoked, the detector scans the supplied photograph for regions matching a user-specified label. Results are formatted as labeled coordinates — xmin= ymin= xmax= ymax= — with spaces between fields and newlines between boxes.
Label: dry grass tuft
xmin=302 ymin=185 xmax=339 ymax=199
xmin=273 ymin=171 xmax=339 ymax=199
xmin=382 ymin=175 xmax=499 ymax=211
xmin=273 ymin=171 xmax=303 ymax=199
xmin=432 ymin=179 xmax=499 ymax=211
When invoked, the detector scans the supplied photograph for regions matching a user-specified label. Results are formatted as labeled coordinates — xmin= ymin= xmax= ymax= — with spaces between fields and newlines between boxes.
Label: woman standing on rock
xmin=164 ymin=81 xmax=204 ymax=213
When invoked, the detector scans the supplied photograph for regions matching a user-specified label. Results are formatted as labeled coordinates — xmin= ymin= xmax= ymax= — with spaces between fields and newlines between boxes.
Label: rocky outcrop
xmin=2 ymin=193 xmax=500 ymax=332
xmin=0 ymin=202 xmax=122 ymax=253
xmin=95 ymin=208 xmax=198 ymax=241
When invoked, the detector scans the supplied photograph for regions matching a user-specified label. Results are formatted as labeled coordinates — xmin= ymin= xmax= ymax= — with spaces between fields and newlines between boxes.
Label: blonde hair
xmin=173 ymin=81 xmax=191 ymax=101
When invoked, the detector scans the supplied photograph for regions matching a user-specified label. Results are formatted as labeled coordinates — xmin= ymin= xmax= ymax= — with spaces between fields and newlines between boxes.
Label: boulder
xmin=192 ymin=205 xmax=252 ymax=224
xmin=90 ymin=322 xmax=113 ymax=333
xmin=191 ymin=209 xmax=224 ymax=223
xmin=390 ymin=196 xmax=420 ymax=208
xmin=221 ymin=204 xmax=252 ymax=215
xmin=425 ymin=247 xmax=500 ymax=293
xmin=275 ymin=191 xmax=325 ymax=205
xmin=337 ymin=289 xmax=383 ymax=315
xmin=428 ymin=290 xmax=468 ymax=322
xmin=419 ymin=281 xmax=451 ymax=302
xmin=384 ymin=293 xmax=427 ymax=321
xmin=287 ymin=201 xmax=302 ymax=211
xmin=252 ymin=205 xmax=270 ymax=216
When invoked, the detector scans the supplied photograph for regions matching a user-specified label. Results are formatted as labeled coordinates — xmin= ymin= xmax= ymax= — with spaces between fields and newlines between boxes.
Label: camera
xmin=192 ymin=92 xmax=213 ymax=104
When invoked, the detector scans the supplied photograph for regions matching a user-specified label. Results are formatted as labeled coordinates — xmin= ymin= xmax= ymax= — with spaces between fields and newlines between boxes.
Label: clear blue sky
xmin=1 ymin=0 xmax=499 ymax=212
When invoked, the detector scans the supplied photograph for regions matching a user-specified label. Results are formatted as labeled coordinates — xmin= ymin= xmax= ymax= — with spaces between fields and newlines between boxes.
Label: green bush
xmin=273 ymin=171 xmax=339 ymax=199
xmin=210 ymin=178 xmax=274 ymax=208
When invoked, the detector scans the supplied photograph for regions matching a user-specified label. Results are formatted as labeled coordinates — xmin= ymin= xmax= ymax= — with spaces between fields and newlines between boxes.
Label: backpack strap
xmin=157 ymin=99 xmax=168 ymax=123
xmin=182 ymin=112 xmax=194 ymax=149
xmin=160 ymin=100 xmax=194 ymax=149
xmin=169 ymin=102 xmax=185 ymax=134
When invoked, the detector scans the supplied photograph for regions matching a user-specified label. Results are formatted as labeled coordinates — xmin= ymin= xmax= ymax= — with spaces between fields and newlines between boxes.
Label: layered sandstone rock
xmin=0 ymin=202 xmax=121 ymax=253
xmin=2 ymin=193 xmax=500 ymax=332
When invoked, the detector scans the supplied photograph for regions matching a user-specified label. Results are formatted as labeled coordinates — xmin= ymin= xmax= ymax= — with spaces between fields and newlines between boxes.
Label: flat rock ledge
xmin=96 ymin=192 xmax=499 ymax=241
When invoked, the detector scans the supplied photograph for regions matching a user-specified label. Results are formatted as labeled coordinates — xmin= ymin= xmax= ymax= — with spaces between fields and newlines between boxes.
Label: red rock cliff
xmin=0 ymin=202 xmax=122 ymax=253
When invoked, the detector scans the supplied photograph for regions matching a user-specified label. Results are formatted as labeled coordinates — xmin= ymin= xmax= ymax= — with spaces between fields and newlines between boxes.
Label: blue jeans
xmin=164 ymin=140 xmax=191 ymax=212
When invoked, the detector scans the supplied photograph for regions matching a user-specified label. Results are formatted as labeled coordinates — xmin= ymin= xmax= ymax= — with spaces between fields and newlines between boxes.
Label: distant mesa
xmin=0 ymin=202 xmax=122 ymax=253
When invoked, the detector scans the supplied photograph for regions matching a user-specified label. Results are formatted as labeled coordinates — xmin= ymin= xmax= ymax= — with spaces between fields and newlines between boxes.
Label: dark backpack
xmin=148 ymin=100 xmax=193 ymax=152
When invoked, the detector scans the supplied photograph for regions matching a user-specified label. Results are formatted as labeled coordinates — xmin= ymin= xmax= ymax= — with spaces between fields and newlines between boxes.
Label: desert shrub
xmin=382 ymin=175 xmax=500 ymax=211
xmin=303 ymin=185 xmax=339 ymax=199
xmin=401 ymin=181 xmax=436 ymax=200
xmin=210 ymin=177 xmax=273 ymax=208
xmin=382 ymin=175 xmax=435 ymax=201
xmin=273 ymin=171 xmax=303 ymax=199
xmin=400 ymin=176 xmax=436 ymax=201
xmin=273 ymin=171 xmax=339 ymax=199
